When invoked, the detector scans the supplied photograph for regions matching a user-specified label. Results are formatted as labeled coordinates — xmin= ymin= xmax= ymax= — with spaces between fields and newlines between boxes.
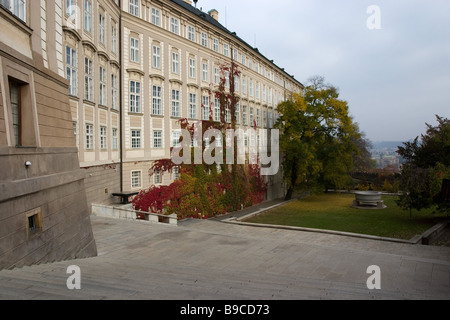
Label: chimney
xmin=208 ymin=9 xmax=219 ymax=21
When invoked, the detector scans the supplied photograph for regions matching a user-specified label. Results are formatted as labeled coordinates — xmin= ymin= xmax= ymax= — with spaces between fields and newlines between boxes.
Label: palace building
xmin=62 ymin=0 xmax=304 ymax=206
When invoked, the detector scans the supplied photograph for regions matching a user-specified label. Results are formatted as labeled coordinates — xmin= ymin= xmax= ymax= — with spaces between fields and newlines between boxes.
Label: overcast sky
xmin=197 ymin=0 xmax=450 ymax=143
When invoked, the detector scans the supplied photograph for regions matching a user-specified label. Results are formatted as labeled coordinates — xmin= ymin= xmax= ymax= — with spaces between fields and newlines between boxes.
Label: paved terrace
xmin=0 ymin=213 xmax=449 ymax=300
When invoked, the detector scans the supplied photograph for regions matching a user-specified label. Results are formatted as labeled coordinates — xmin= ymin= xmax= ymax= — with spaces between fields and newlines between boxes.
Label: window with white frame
xmin=233 ymin=49 xmax=238 ymax=61
xmin=172 ymin=130 xmax=181 ymax=148
xmin=241 ymin=53 xmax=246 ymax=66
xmin=129 ymin=80 xmax=141 ymax=113
xmin=111 ymin=24 xmax=117 ymax=54
xmin=263 ymin=110 xmax=267 ymax=128
xmin=131 ymin=129 xmax=141 ymax=149
xmin=170 ymin=17 xmax=179 ymax=34
xmin=152 ymin=85 xmax=162 ymax=115
xmin=189 ymin=93 xmax=197 ymax=119
xmin=84 ymin=57 xmax=94 ymax=101
xmin=201 ymin=32 xmax=208 ymax=47
xmin=100 ymin=126 xmax=107 ymax=150
xmin=214 ymin=67 xmax=219 ymax=85
xmin=111 ymin=73 xmax=118 ymax=109
xmin=131 ymin=171 xmax=141 ymax=188
xmin=130 ymin=37 xmax=140 ymax=63
xmin=235 ymin=103 xmax=240 ymax=125
xmin=171 ymin=90 xmax=180 ymax=117
xmin=226 ymin=104 xmax=231 ymax=123
xmin=256 ymin=109 xmax=260 ymax=127
xmin=99 ymin=66 xmax=107 ymax=106
xmin=249 ymin=81 xmax=254 ymax=97
xmin=225 ymin=71 xmax=230 ymax=88
xmin=202 ymin=96 xmax=209 ymax=120
xmin=250 ymin=107 xmax=254 ymax=126
xmin=66 ymin=45 xmax=77 ymax=96
xmin=151 ymin=7 xmax=160 ymax=26
xmin=187 ymin=25 xmax=195 ymax=42
xmin=234 ymin=75 xmax=239 ymax=92
xmin=85 ymin=123 xmax=94 ymax=150
xmin=171 ymin=52 xmax=179 ymax=74
xmin=202 ymin=63 xmax=208 ymax=82
xmin=223 ymin=43 xmax=229 ymax=57
xmin=154 ymin=170 xmax=162 ymax=184
xmin=99 ymin=12 xmax=106 ymax=45
xmin=152 ymin=45 xmax=160 ymax=69
xmin=173 ymin=167 xmax=180 ymax=181
xmin=189 ymin=58 xmax=196 ymax=79
xmin=256 ymin=83 xmax=260 ymax=99
xmin=153 ymin=130 xmax=162 ymax=148
xmin=84 ymin=0 xmax=92 ymax=33
xmin=213 ymin=38 xmax=218 ymax=52
xmin=249 ymin=58 xmax=253 ymax=70
xmin=242 ymin=105 xmax=248 ymax=126
xmin=268 ymin=112 xmax=273 ymax=129
xmin=129 ymin=0 xmax=139 ymax=17
xmin=242 ymin=77 xmax=247 ymax=95
xmin=214 ymin=98 xmax=220 ymax=122
xmin=112 ymin=128 xmax=118 ymax=150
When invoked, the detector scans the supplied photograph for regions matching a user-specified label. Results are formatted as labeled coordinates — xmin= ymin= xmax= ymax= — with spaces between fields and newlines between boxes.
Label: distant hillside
xmin=371 ymin=141 xmax=405 ymax=151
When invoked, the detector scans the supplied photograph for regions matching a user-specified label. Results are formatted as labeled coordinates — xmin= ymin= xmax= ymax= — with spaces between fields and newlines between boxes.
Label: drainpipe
xmin=119 ymin=1 xmax=124 ymax=193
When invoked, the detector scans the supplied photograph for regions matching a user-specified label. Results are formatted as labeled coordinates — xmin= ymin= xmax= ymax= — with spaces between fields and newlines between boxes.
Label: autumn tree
xmin=276 ymin=76 xmax=360 ymax=200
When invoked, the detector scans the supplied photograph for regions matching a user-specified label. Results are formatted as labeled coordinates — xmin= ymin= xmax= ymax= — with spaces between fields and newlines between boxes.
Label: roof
xmin=170 ymin=0 xmax=303 ymax=88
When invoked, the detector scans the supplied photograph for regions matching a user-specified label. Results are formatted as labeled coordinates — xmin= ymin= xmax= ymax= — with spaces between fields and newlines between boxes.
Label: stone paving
xmin=0 ymin=213 xmax=449 ymax=300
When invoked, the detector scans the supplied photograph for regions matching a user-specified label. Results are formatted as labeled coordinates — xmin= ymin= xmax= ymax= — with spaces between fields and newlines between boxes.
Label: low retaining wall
xmin=91 ymin=204 xmax=178 ymax=226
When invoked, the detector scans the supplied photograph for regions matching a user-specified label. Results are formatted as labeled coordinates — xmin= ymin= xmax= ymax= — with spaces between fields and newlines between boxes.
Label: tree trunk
xmin=285 ymin=158 xmax=298 ymax=201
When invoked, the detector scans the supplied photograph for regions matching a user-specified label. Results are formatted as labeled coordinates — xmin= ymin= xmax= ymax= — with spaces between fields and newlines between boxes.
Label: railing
xmin=91 ymin=204 xmax=178 ymax=226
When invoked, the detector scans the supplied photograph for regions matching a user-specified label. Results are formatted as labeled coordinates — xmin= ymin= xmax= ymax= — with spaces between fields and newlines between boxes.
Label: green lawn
xmin=245 ymin=193 xmax=445 ymax=240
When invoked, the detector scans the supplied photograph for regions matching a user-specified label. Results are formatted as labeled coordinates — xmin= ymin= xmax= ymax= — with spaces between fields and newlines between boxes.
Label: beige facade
xmin=0 ymin=0 xmax=97 ymax=269
xmin=62 ymin=0 xmax=303 ymax=205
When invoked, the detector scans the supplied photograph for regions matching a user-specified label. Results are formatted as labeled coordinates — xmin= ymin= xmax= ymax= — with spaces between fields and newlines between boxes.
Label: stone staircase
xmin=1 ymin=216 xmax=450 ymax=300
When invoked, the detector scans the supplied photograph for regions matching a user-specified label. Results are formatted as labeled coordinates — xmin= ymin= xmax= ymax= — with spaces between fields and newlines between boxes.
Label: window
xmin=85 ymin=123 xmax=94 ymax=150
xmin=6 ymin=0 xmax=26 ymax=22
xmin=111 ymin=74 xmax=118 ymax=109
xmin=130 ymin=37 xmax=140 ymax=63
xmin=100 ymin=126 xmax=107 ymax=150
xmin=26 ymin=208 xmax=42 ymax=238
xmin=263 ymin=86 xmax=266 ymax=102
xmin=233 ymin=49 xmax=238 ymax=61
xmin=112 ymin=128 xmax=118 ymax=150
xmin=250 ymin=107 xmax=254 ymax=126
xmin=242 ymin=77 xmax=247 ymax=95
xmin=201 ymin=32 xmax=208 ymax=47
xmin=214 ymin=67 xmax=219 ymax=85
xmin=226 ymin=104 xmax=231 ymax=124
xmin=151 ymin=8 xmax=160 ymax=26
xmin=256 ymin=109 xmax=261 ymax=127
xmin=214 ymin=98 xmax=220 ymax=122
xmin=152 ymin=85 xmax=162 ymax=115
xmin=223 ymin=43 xmax=229 ymax=57
xmin=249 ymin=81 xmax=254 ymax=97
xmin=213 ymin=38 xmax=218 ymax=52
xmin=171 ymin=90 xmax=180 ymax=117
xmin=189 ymin=58 xmax=196 ymax=79
xmin=84 ymin=0 xmax=92 ymax=33
xmin=153 ymin=130 xmax=162 ymax=148
xmin=129 ymin=81 xmax=141 ymax=113
xmin=131 ymin=171 xmax=141 ymax=188
xmin=99 ymin=13 xmax=105 ymax=44
xmin=172 ymin=131 xmax=180 ymax=147
xmin=131 ymin=129 xmax=141 ymax=149
xmin=65 ymin=0 xmax=75 ymax=16
xmin=256 ymin=83 xmax=260 ymax=99
xmin=202 ymin=63 xmax=208 ymax=82
xmin=171 ymin=52 xmax=179 ymax=74
xmin=189 ymin=93 xmax=197 ymax=119
xmin=202 ymin=96 xmax=209 ymax=120
xmin=99 ymin=66 xmax=107 ymax=106
xmin=66 ymin=46 xmax=77 ymax=96
xmin=234 ymin=75 xmax=239 ymax=92
xmin=10 ymin=81 xmax=21 ymax=146
xmin=241 ymin=54 xmax=246 ymax=66
xmin=129 ymin=0 xmax=139 ymax=17
xmin=235 ymin=103 xmax=240 ymax=125
xmin=111 ymin=24 xmax=117 ymax=54
xmin=225 ymin=71 xmax=230 ymax=88
xmin=188 ymin=26 xmax=195 ymax=42
xmin=263 ymin=110 xmax=267 ymax=128
xmin=242 ymin=105 xmax=248 ymax=126
xmin=173 ymin=167 xmax=180 ymax=181
xmin=249 ymin=58 xmax=253 ymax=70
xmin=84 ymin=57 xmax=94 ymax=101
xmin=154 ymin=170 xmax=162 ymax=184
xmin=152 ymin=45 xmax=160 ymax=69
xmin=170 ymin=17 xmax=179 ymax=34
